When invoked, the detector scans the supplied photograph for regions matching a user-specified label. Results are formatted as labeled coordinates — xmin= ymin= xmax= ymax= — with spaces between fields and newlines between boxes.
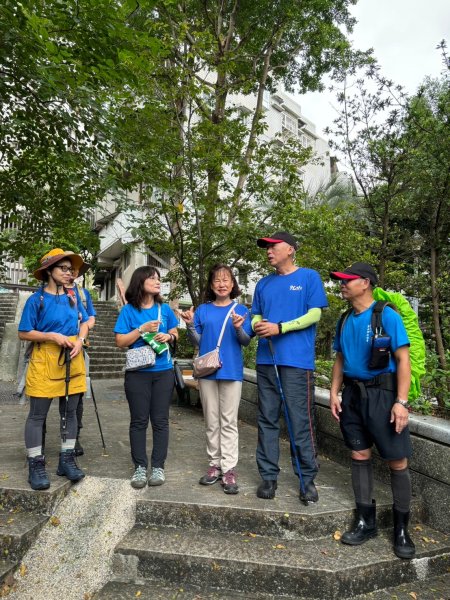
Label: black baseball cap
xmin=257 ymin=231 xmax=299 ymax=250
xmin=330 ymin=262 xmax=378 ymax=286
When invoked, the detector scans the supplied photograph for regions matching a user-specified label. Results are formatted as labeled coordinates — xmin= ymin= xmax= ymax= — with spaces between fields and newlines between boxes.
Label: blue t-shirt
xmin=114 ymin=303 xmax=178 ymax=372
xmin=333 ymin=303 xmax=410 ymax=380
xmin=251 ymin=268 xmax=328 ymax=370
xmin=18 ymin=290 xmax=89 ymax=336
xmin=194 ymin=302 xmax=252 ymax=381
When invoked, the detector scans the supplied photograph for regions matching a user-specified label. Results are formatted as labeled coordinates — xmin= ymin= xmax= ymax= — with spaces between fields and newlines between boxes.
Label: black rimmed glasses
xmin=55 ymin=265 xmax=75 ymax=274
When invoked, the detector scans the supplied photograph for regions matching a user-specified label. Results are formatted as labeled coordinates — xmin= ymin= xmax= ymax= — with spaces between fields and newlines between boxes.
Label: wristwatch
xmin=78 ymin=337 xmax=86 ymax=344
xmin=278 ymin=322 xmax=283 ymax=335
xmin=137 ymin=326 xmax=143 ymax=334
xmin=395 ymin=398 xmax=410 ymax=408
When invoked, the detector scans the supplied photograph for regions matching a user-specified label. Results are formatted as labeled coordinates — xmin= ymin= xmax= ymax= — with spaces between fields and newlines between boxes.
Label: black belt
xmin=344 ymin=373 xmax=396 ymax=400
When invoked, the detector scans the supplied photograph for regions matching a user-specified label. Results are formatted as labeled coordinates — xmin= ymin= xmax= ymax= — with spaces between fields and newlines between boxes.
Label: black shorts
xmin=340 ymin=383 xmax=412 ymax=461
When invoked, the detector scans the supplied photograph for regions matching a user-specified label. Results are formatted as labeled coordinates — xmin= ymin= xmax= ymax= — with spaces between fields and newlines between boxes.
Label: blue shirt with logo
xmin=194 ymin=301 xmax=252 ymax=381
xmin=251 ymin=268 xmax=328 ymax=369
xmin=114 ymin=303 xmax=178 ymax=372
xmin=333 ymin=303 xmax=410 ymax=380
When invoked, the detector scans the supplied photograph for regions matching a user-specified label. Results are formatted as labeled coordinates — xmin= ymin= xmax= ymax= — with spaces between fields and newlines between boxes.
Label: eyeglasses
xmin=55 ymin=265 xmax=74 ymax=274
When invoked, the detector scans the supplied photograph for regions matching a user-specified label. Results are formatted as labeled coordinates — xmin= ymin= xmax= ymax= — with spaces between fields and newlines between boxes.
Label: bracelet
xmin=278 ymin=322 xmax=283 ymax=335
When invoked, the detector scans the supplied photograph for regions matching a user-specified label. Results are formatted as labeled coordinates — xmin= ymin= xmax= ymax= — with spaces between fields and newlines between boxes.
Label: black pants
xmin=26 ymin=395 xmax=81 ymax=449
xmin=124 ymin=369 xmax=174 ymax=469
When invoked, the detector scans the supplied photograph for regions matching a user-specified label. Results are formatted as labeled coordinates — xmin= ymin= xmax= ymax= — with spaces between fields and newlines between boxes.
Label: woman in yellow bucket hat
xmin=18 ymin=248 xmax=90 ymax=490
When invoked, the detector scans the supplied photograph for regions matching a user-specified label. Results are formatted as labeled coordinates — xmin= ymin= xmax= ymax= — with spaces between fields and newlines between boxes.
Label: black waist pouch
xmin=368 ymin=335 xmax=391 ymax=370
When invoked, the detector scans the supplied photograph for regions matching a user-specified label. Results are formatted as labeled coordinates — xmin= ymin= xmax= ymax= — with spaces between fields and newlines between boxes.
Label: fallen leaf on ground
xmin=414 ymin=525 xmax=423 ymax=531
xmin=273 ymin=544 xmax=286 ymax=549
xmin=19 ymin=564 xmax=27 ymax=577
xmin=135 ymin=592 xmax=142 ymax=598
xmin=408 ymin=592 xmax=417 ymax=599
xmin=50 ymin=516 xmax=61 ymax=527
xmin=333 ymin=531 xmax=342 ymax=541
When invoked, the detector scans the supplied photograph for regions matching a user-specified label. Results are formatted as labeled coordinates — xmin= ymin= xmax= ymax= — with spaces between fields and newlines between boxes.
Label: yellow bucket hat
xmin=33 ymin=248 xmax=86 ymax=281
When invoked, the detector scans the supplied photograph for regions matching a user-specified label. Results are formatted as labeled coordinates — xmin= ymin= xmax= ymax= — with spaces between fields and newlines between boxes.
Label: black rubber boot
xmin=393 ymin=506 xmax=416 ymax=559
xmin=28 ymin=455 xmax=50 ymax=491
xmin=56 ymin=450 xmax=85 ymax=482
xmin=341 ymin=500 xmax=378 ymax=545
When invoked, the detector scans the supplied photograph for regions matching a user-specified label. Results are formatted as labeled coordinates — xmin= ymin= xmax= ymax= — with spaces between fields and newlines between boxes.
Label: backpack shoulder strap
xmin=337 ymin=308 xmax=352 ymax=337
xmin=371 ymin=301 xmax=398 ymax=334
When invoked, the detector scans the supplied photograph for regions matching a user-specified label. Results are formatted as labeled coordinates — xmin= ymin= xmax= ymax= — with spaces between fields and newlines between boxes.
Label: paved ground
xmin=0 ymin=378 xmax=391 ymax=512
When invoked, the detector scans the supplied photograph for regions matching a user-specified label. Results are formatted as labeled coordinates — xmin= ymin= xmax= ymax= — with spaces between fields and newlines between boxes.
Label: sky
xmin=297 ymin=0 xmax=450 ymax=138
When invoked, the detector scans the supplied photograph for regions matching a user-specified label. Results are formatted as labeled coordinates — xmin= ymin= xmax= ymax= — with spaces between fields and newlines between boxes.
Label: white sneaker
xmin=148 ymin=467 xmax=165 ymax=486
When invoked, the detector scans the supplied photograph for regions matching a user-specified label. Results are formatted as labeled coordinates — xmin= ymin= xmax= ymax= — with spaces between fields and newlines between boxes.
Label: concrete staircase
xmin=0 ymin=478 xmax=71 ymax=589
xmin=0 ymin=292 xmax=19 ymax=346
xmin=94 ymin=488 xmax=450 ymax=599
xmin=88 ymin=301 xmax=126 ymax=379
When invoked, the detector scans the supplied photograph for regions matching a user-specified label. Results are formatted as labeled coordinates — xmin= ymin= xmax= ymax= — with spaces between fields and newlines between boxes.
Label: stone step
xmin=0 ymin=558 xmax=16 ymax=586
xmin=134 ymin=496 xmax=412 ymax=540
xmin=90 ymin=357 xmax=126 ymax=366
xmin=94 ymin=580 xmax=277 ymax=599
xmin=90 ymin=370 xmax=124 ymax=379
xmin=113 ymin=523 xmax=450 ymax=599
xmin=0 ymin=510 xmax=48 ymax=562
xmin=94 ymin=572 xmax=450 ymax=600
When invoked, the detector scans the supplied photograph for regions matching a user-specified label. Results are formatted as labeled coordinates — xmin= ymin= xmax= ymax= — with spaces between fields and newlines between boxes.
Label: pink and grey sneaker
xmin=199 ymin=465 xmax=222 ymax=485
xmin=222 ymin=469 xmax=239 ymax=495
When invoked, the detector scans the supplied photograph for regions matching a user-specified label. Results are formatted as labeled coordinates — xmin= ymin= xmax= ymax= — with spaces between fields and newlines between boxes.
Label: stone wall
xmin=240 ymin=369 xmax=450 ymax=533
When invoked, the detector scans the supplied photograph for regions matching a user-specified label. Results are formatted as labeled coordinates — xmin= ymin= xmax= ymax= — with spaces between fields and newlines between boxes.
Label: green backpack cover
xmin=372 ymin=288 xmax=426 ymax=401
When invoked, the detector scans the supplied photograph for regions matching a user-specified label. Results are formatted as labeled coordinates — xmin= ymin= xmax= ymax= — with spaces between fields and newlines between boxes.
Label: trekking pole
xmin=89 ymin=379 xmax=107 ymax=453
xmin=267 ymin=337 xmax=307 ymax=499
xmin=62 ymin=347 xmax=71 ymax=443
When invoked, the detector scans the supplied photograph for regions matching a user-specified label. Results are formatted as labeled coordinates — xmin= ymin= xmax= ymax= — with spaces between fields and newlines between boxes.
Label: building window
xmin=262 ymin=90 xmax=271 ymax=110
xmin=281 ymin=112 xmax=298 ymax=136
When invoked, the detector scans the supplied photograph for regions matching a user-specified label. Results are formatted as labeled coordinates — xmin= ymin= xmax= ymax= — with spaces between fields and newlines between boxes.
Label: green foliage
xmin=175 ymin=328 xmax=196 ymax=360
xmin=109 ymin=0 xmax=366 ymax=306
xmin=243 ymin=337 xmax=258 ymax=371
xmin=418 ymin=349 xmax=450 ymax=415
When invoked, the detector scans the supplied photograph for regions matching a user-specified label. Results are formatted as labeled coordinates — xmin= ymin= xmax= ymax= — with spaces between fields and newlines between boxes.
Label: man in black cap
xmin=251 ymin=231 xmax=328 ymax=503
xmin=329 ymin=262 xmax=415 ymax=559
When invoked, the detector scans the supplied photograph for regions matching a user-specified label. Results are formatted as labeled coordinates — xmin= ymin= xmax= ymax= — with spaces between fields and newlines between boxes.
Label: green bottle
xmin=141 ymin=332 xmax=169 ymax=355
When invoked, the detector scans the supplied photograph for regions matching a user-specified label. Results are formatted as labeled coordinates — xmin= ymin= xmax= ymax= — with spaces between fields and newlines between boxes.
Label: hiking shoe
xmin=28 ymin=455 xmax=50 ymax=491
xmin=257 ymin=479 xmax=277 ymax=499
xmin=299 ymin=481 xmax=319 ymax=505
xmin=74 ymin=438 xmax=84 ymax=457
xmin=130 ymin=465 xmax=147 ymax=489
xmin=222 ymin=469 xmax=239 ymax=495
xmin=56 ymin=450 xmax=85 ymax=482
xmin=148 ymin=467 xmax=165 ymax=486
xmin=199 ymin=465 xmax=222 ymax=485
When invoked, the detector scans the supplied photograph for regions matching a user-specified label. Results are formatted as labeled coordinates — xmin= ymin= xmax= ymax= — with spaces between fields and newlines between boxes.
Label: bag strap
xmin=157 ymin=303 xmax=162 ymax=331
xmin=216 ymin=302 xmax=237 ymax=349
xmin=337 ymin=307 xmax=352 ymax=338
